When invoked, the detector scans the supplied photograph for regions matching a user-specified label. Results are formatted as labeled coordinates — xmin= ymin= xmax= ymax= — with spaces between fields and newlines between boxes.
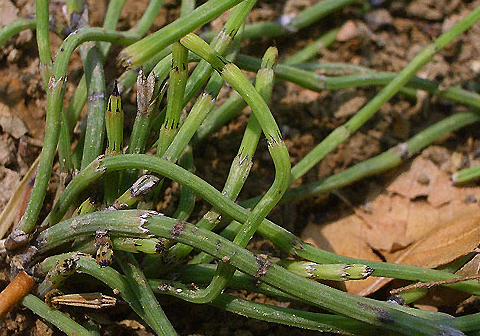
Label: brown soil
xmin=1 ymin=0 xmax=480 ymax=335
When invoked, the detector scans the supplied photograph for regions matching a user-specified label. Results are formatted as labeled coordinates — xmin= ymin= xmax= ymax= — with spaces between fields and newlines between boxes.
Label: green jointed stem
xmin=144 ymin=0 xmax=251 ymax=150
xmin=116 ymin=251 xmax=178 ymax=336
xmin=22 ymin=295 xmax=94 ymax=336
xmin=97 ymin=0 xmax=128 ymax=53
xmin=209 ymin=293 xmax=379 ymax=335
xmin=289 ymin=5 xmax=480 ymax=182
xmin=194 ymin=91 xmax=245 ymax=142
xmin=149 ymin=2 xmax=249 ymax=149
xmin=45 ymin=153 xmax=480 ymax=296
xmin=202 ymin=0 xmax=356 ymax=41
xmin=142 ymin=74 xmax=225 ymax=275
xmin=58 ymin=110 xmax=74 ymax=173
xmin=36 ymin=0 xmax=52 ymax=87
xmin=286 ymin=0 xmax=358 ymax=31
xmin=129 ymin=69 xmax=156 ymax=155
xmin=80 ymin=46 xmax=107 ymax=169
xmin=452 ymin=164 xmax=480 ymax=183
xmin=451 ymin=313 xmax=480 ymax=333
xmin=157 ymin=42 xmax=188 ymax=157
xmin=35 ymin=210 xmax=463 ymax=336
xmin=236 ymin=55 xmax=480 ymax=110
xmin=113 ymin=237 xmax=167 ymax=254
xmin=65 ymin=0 xmax=159 ymax=131
xmin=164 ymin=47 xmax=277 ymax=269
xmin=162 ymin=73 xmax=222 ymax=163
xmin=38 ymin=253 xmax=164 ymax=332
xmin=5 ymin=75 xmax=66 ymax=250
xmin=0 ymin=18 xmax=36 ymax=47
xmin=104 ymin=83 xmax=124 ymax=203
xmin=73 ymin=233 xmax=166 ymax=255
xmin=294 ymin=61 xmax=372 ymax=73
xmin=146 ymin=1 xmax=252 ymax=161
xmin=151 ymin=280 xmax=378 ymax=335
xmin=278 ymin=260 xmax=373 ymax=281
xmin=144 ymin=37 xmax=252 ymax=274
xmin=167 ymin=264 xmax=296 ymax=300
xmin=196 ymin=55 xmax=480 ymax=144
xmin=182 ymin=0 xmax=256 ymax=104
xmin=205 ymin=112 xmax=480 ymax=284
xmin=38 ymin=253 xmax=374 ymax=335
xmin=58 ymin=0 xmax=87 ymax=179
xmin=105 ymin=84 xmax=124 ymax=154
xmin=173 ymin=262 xmax=363 ymax=300
xmin=65 ymin=1 xmax=108 ymax=171
xmin=129 ymin=0 xmax=165 ymax=36
xmin=46 ymin=155 xmax=105 ymax=227
xmin=280 ymin=111 xmax=480 ymax=202
xmin=283 ymin=28 xmax=338 ymax=65
xmin=394 ymin=287 xmax=429 ymax=305
xmin=180 ymin=35 xmax=290 ymax=302
xmin=118 ymin=0 xmax=245 ymax=68
xmin=180 ymin=0 xmax=196 ymax=16
xmin=173 ymin=146 xmax=196 ymax=221
xmin=179 ymin=32 xmax=289 ymax=170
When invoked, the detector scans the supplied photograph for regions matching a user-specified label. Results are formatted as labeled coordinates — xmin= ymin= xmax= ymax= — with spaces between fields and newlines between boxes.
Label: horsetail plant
xmin=2 ymin=1 xmax=480 ymax=335
xmin=104 ymin=82 xmax=124 ymax=204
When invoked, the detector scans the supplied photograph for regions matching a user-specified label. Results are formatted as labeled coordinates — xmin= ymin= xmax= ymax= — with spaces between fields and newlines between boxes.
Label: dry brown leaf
xmin=301 ymin=156 xmax=480 ymax=296
xmin=456 ymin=254 xmax=480 ymax=277
xmin=384 ymin=211 xmax=480 ymax=268
xmin=387 ymin=156 xmax=480 ymax=207
xmin=355 ymin=194 xmax=413 ymax=251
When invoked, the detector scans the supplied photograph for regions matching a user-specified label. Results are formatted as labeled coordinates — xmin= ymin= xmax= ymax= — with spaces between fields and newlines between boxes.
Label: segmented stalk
xmin=157 ymin=43 xmax=188 ymax=157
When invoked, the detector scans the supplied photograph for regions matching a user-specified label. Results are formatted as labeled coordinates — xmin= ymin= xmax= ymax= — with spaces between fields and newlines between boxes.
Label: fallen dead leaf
xmin=355 ymin=194 xmax=413 ymax=252
xmin=456 ymin=254 xmax=480 ymax=277
xmin=302 ymin=155 xmax=480 ymax=296
xmin=384 ymin=211 xmax=480 ymax=268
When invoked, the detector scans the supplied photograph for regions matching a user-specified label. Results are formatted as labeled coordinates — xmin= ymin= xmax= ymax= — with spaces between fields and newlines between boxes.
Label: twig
xmin=391 ymin=275 xmax=480 ymax=295
xmin=0 ymin=271 xmax=35 ymax=318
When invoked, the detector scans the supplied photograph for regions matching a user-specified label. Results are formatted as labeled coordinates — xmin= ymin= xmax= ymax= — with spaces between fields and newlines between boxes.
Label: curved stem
xmin=236 ymin=55 xmax=480 ymax=111
xmin=6 ymin=28 xmax=139 ymax=249
xmin=36 ymin=0 xmax=52 ymax=87
xmin=180 ymin=34 xmax=290 ymax=302
xmin=118 ymin=0 xmax=245 ymax=68
xmin=22 ymin=294 xmax=94 ymax=336
xmin=36 ymin=210 xmax=462 ymax=336
xmin=45 ymin=154 xmax=480 ymax=295
xmin=0 ymin=18 xmax=36 ymax=47
xmin=116 ymin=251 xmax=178 ymax=335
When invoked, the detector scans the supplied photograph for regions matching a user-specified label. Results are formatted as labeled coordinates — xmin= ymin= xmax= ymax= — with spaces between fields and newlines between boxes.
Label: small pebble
xmin=365 ymin=9 xmax=393 ymax=31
